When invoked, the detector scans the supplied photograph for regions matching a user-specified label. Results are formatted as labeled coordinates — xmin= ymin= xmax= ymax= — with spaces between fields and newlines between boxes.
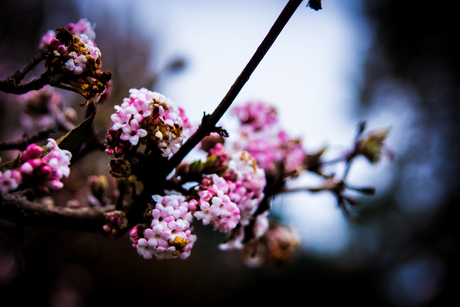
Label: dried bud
xmin=242 ymin=221 xmax=300 ymax=267
xmin=103 ymin=210 xmax=128 ymax=234
xmin=356 ymin=128 xmax=390 ymax=163
xmin=303 ymin=146 xmax=327 ymax=176
xmin=88 ymin=175 xmax=108 ymax=206
xmin=109 ymin=158 xmax=132 ymax=178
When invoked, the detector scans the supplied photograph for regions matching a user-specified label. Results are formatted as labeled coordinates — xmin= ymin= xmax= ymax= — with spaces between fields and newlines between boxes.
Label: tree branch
xmin=0 ymin=192 xmax=112 ymax=231
xmin=0 ymin=47 xmax=49 ymax=94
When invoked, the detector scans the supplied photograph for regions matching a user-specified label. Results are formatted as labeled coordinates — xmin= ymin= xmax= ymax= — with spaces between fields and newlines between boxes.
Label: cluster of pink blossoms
xmin=108 ymin=88 xmax=191 ymax=157
xmin=39 ymin=18 xmax=96 ymax=49
xmin=47 ymin=29 xmax=100 ymax=75
xmin=128 ymin=143 xmax=267 ymax=260
xmin=0 ymin=139 xmax=71 ymax=193
xmin=131 ymin=194 xmax=196 ymax=260
xmin=232 ymin=101 xmax=278 ymax=131
xmin=44 ymin=19 xmax=111 ymax=105
xmin=193 ymin=174 xmax=241 ymax=233
xmin=232 ymin=101 xmax=306 ymax=176
xmin=192 ymin=147 xmax=268 ymax=249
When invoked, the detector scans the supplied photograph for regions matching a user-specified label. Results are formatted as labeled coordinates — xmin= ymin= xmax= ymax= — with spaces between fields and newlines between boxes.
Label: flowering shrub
xmin=0 ymin=2 xmax=391 ymax=267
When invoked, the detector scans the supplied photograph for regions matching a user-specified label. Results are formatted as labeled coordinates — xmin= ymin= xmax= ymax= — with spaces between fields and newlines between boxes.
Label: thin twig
xmin=0 ymin=192 xmax=112 ymax=230
xmin=0 ymin=128 xmax=55 ymax=151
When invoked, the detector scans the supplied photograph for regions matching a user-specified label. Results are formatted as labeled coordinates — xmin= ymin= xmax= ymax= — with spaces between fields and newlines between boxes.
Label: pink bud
xmin=22 ymin=144 xmax=43 ymax=161
xmin=40 ymin=164 xmax=53 ymax=177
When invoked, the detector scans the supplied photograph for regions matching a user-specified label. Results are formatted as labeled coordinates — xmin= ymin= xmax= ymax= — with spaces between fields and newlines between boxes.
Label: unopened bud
xmin=109 ymin=158 xmax=132 ymax=178
xmin=356 ymin=128 xmax=390 ymax=163
xmin=103 ymin=210 xmax=128 ymax=234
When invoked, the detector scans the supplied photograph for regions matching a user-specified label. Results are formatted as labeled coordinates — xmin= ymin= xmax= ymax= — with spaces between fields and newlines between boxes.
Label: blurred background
xmin=1 ymin=0 xmax=459 ymax=306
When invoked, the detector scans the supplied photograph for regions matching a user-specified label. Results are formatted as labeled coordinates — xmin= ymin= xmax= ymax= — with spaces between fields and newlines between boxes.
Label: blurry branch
xmin=0 ymin=192 xmax=112 ymax=230
xmin=46 ymin=99 xmax=76 ymax=131
xmin=272 ymin=121 xmax=386 ymax=222
xmin=0 ymin=47 xmax=49 ymax=94
xmin=0 ymin=129 xmax=55 ymax=151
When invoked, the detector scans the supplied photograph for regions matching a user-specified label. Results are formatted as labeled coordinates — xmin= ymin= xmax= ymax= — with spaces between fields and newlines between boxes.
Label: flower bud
xmin=103 ymin=210 xmax=128 ymax=234
xmin=356 ymin=128 xmax=390 ymax=163
xmin=109 ymin=158 xmax=132 ymax=178
xmin=242 ymin=221 xmax=300 ymax=267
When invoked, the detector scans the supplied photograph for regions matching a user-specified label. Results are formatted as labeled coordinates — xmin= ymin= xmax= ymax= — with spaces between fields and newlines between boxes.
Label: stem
xmin=0 ymin=129 xmax=55 ymax=151
xmin=166 ymin=0 xmax=304 ymax=174
xmin=0 ymin=192 xmax=111 ymax=231
xmin=13 ymin=47 xmax=49 ymax=82
xmin=0 ymin=73 xmax=50 ymax=94
xmin=0 ymin=48 xmax=49 ymax=94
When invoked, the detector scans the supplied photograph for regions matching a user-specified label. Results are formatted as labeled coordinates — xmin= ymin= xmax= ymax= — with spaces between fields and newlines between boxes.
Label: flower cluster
xmin=225 ymin=151 xmax=266 ymax=226
xmin=39 ymin=18 xmax=96 ymax=49
xmin=0 ymin=169 xmax=22 ymax=194
xmin=126 ymin=143 xmax=268 ymax=260
xmin=232 ymin=101 xmax=307 ymax=177
xmin=44 ymin=24 xmax=111 ymax=104
xmin=106 ymin=88 xmax=191 ymax=157
xmin=191 ymin=147 xmax=267 ymax=249
xmin=0 ymin=139 xmax=71 ymax=193
xmin=103 ymin=210 xmax=128 ymax=234
xmin=193 ymin=174 xmax=241 ymax=232
xmin=232 ymin=101 xmax=277 ymax=131
xmin=131 ymin=194 xmax=196 ymax=260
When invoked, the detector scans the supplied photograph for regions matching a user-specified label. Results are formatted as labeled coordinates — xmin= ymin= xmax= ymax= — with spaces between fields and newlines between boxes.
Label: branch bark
xmin=0 ymin=192 xmax=112 ymax=231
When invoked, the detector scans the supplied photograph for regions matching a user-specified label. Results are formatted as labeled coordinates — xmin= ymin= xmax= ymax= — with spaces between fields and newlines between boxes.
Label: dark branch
xmin=0 ymin=192 xmax=112 ymax=231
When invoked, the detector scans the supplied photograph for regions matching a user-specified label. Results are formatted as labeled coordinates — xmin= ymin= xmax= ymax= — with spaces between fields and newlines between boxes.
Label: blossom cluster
xmin=190 ymin=146 xmax=268 ymax=249
xmin=0 ymin=139 xmax=71 ymax=193
xmin=39 ymin=18 xmax=96 ymax=49
xmin=105 ymin=94 xmax=296 ymax=262
xmin=43 ymin=20 xmax=111 ymax=104
xmin=106 ymin=88 xmax=191 ymax=157
xmin=131 ymin=194 xmax=197 ymax=260
xmin=232 ymin=101 xmax=307 ymax=177
xmin=126 ymin=143 xmax=267 ymax=259
xmin=193 ymin=174 xmax=241 ymax=233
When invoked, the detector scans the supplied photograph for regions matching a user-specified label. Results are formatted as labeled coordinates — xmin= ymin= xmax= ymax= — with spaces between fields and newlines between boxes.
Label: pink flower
xmin=120 ymin=119 xmax=147 ymax=146
xmin=38 ymin=30 xmax=56 ymax=49
xmin=0 ymin=170 xmax=22 ymax=193
xmin=232 ymin=102 xmax=307 ymax=176
xmin=66 ymin=18 xmax=96 ymax=41
xmin=43 ymin=139 xmax=72 ymax=179
xmin=107 ymin=88 xmax=191 ymax=157
xmin=21 ymin=143 xmax=43 ymax=161
xmin=15 ymin=139 xmax=71 ymax=192
xmin=233 ymin=101 xmax=278 ymax=131
xmin=110 ymin=105 xmax=131 ymax=130
xmin=194 ymin=174 xmax=241 ymax=232
xmin=133 ymin=194 xmax=196 ymax=260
